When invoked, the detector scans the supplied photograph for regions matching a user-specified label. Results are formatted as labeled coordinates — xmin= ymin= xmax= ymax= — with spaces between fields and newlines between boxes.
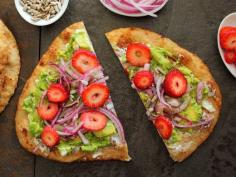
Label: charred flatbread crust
xmin=0 ymin=20 xmax=20 ymax=113
xmin=105 ymin=27 xmax=222 ymax=162
xmin=16 ymin=22 xmax=130 ymax=162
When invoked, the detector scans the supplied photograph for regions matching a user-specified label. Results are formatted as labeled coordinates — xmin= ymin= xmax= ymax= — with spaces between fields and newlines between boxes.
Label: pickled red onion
xmin=101 ymin=0 xmax=168 ymax=17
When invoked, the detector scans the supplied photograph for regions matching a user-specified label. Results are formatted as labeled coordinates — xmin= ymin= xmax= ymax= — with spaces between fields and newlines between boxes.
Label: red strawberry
xmin=221 ymin=32 xmax=236 ymax=50
xmin=47 ymin=83 xmax=68 ymax=103
xmin=126 ymin=43 xmax=151 ymax=67
xmin=37 ymin=102 xmax=59 ymax=121
xmin=41 ymin=126 xmax=60 ymax=147
xmin=72 ymin=49 xmax=99 ymax=74
xmin=82 ymin=83 xmax=109 ymax=108
xmin=154 ymin=115 xmax=173 ymax=140
xmin=80 ymin=111 xmax=107 ymax=131
xmin=133 ymin=70 xmax=154 ymax=90
xmin=220 ymin=26 xmax=236 ymax=40
xmin=163 ymin=69 xmax=187 ymax=98
xmin=224 ymin=50 xmax=236 ymax=64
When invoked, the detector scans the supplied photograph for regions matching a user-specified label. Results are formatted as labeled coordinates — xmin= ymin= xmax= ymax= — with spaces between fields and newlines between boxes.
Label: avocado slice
xmin=180 ymin=99 xmax=202 ymax=122
xmin=93 ymin=121 xmax=116 ymax=137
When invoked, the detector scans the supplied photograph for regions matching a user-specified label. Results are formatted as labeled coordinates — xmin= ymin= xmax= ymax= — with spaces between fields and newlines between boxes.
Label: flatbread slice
xmin=106 ymin=27 xmax=222 ymax=162
xmin=0 ymin=20 xmax=20 ymax=113
xmin=16 ymin=22 xmax=130 ymax=162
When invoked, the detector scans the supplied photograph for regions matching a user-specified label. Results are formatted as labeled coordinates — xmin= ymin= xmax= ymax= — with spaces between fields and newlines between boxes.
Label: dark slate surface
xmin=0 ymin=0 xmax=236 ymax=177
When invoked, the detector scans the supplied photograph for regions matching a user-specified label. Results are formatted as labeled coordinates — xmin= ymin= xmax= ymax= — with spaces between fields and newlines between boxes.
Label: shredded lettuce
xmin=127 ymin=66 xmax=139 ymax=79
xmin=80 ymin=133 xmax=111 ymax=152
xmin=57 ymin=133 xmax=111 ymax=156
xmin=23 ymin=70 xmax=58 ymax=137
xmin=138 ymin=92 xmax=151 ymax=108
xmin=58 ymin=29 xmax=93 ymax=60
xmin=150 ymin=47 xmax=173 ymax=74
xmin=166 ymin=128 xmax=182 ymax=144
xmin=57 ymin=139 xmax=82 ymax=156
xmin=28 ymin=111 xmax=43 ymax=137
xmin=177 ymin=66 xmax=199 ymax=85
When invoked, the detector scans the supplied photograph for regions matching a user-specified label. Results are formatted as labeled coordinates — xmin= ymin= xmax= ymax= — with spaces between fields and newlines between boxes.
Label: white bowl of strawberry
xmin=218 ymin=12 xmax=236 ymax=78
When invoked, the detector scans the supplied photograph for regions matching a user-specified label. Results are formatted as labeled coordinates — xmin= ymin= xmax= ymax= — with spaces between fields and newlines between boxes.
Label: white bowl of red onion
xmin=100 ymin=0 xmax=168 ymax=17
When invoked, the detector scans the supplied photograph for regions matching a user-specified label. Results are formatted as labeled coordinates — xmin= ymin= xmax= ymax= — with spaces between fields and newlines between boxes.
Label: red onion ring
xmin=98 ymin=107 xmax=126 ymax=144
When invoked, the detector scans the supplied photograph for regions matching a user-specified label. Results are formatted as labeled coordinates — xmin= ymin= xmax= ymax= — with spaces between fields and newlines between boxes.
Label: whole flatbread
xmin=0 ymin=20 xmax=20 ymax=113
xmin=106 ymin=27 xmax=222 ymax=162
xmin=16 ymin=22 xmax=130 ymax=162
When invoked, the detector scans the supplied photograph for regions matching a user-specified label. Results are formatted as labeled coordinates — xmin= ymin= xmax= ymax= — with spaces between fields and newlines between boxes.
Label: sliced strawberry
xmin=163 ymin=69 xmax=187 ymax=98
xmin=220 ymin=26 xmax=236 ymax=41
xmin=220 ymin=26 xmax=236 ymax=39
xmin=133 ymin=70 xmax=154 ymax=90
xmin=82 ymin=83 xmax=109 ymax=108
xmin=221 ymin=32 xmax=236 ymax=50
xmin=37 ymin=102 xmax=59 ymax=121
xmin=80 ymin=111 xmax=107 ymax=131
xmin=47 ymin=83 xmax=68 ymax=103
xmin=126 ymin=43 xmax=151 ymax=67
xmin=41 ymin=126 xmax=60 ymax=147
xmin=154 ymin=115 xmax=173 ymax=140
xmin=224 ymin=50 xmax=236 ymax=64
xmin=72 ymin=49 xmax=99 ymax=74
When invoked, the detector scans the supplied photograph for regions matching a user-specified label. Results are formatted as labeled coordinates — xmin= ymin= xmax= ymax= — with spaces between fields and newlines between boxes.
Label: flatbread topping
xmin=106 ymin=27 xmax=221 ymax=162
xmin=16 ymin=22 xmax=130 ymax=162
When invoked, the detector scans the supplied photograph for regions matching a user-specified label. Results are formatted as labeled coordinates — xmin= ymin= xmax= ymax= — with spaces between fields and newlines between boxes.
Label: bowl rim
xmin=217 ymin=12 xmax=236 ymax=78
xmin=14 ymin=0 xmax=69 ymax=26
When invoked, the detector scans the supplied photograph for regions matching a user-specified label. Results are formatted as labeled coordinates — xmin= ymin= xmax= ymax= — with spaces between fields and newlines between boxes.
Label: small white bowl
xmin=217 ymin=12 xmax=236 ymax=78
xmin=14 ymin=0 xmax=69 ymax=26
xmin=100 ymin=0 xmax=168 ymax=17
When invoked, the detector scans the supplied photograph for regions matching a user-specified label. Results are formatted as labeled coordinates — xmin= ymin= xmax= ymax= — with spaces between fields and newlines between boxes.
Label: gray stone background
xmin=0 ymin=0 xmax=236 ymax=177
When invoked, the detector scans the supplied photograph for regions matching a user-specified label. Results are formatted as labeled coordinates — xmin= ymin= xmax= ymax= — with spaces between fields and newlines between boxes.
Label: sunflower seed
xmin=19 ymin=0 xmax=63 ymax=21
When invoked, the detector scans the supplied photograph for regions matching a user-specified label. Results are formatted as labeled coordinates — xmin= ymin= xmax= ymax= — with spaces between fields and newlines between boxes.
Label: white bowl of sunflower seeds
xmin=15 ymin=0 xmax=69 ymax=26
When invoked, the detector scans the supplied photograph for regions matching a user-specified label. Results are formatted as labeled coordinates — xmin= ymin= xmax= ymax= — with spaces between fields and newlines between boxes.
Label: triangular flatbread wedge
xmin=106 ymin=27 xmax=221 ymax=162
xmin=16 ymin=22 xmax=130 ymax=162
xmin=0 ymin=20 xmax=20 ymax=113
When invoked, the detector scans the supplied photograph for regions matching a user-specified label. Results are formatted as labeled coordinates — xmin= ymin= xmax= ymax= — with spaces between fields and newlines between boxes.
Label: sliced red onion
xmin=81 ymin=66 xmax=103 ymax=80
xmin=126 ymin=0 xmax=157 ymax=17
xmin=63 ymin=122 xmax=84 ymax=135
xmin=98 ymin=107 xmax=125 ymax=144
xmin=103 ymin=0 xmax=167 ymax=17
xmin=51 ymin=104 xmax=64 ymax=126
xmin=57 ymin=104 xmax=84 ymax=124
xmin=95 ymin=76 xmax=109 ymax=83
xmin=145 ymin=88 xmax=154 ymax=97
xmin=155 ymin=102 xmax=172 ymax=115
xmin=165 ymin=97 xmax=181 ymax=107
xmin=172 ymin=96 xmax=191 ymax=114
xmin=196 ymin=81 xmax=204 ymax=103
xmin=108 ymin=0 xmax=139 ymax=13
xmin=106 ymin=102 xmax=114 ymax=110
xmin=143 ymin=63 xmax=151 ymax=70
xmin=56 ymin=131 xmax=72 ymax=136
xmin=77 ymin=83 xmax=84 ymax=95
xmin=154 ymin=76 xmax=171 ymax=108
xmin=174 ymin=113 xmax=192 ymax=125
xmin=60 ymin=58 xmax=81 ymax=79
xmin=173 ymin=117 xmax=212 ymax=128
xmin=64 ymin=99 xmax=79 ymax=108
xmin=39 ymin=91 xmax=47 ymax=106
xmin=78 ymin=131 xmax=89 ymax=144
